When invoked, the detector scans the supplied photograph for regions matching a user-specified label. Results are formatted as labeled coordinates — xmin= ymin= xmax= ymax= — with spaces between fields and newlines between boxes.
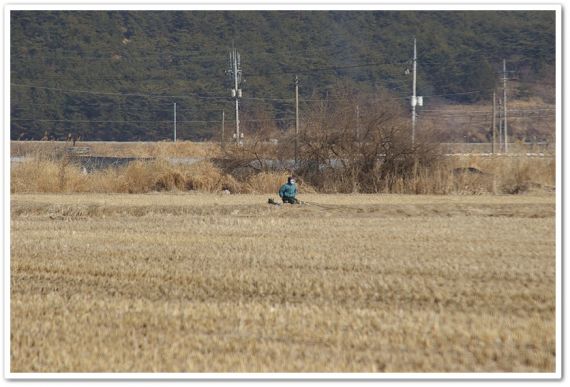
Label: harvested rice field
xmin=10 ymin=193 xmax=556 ymax=373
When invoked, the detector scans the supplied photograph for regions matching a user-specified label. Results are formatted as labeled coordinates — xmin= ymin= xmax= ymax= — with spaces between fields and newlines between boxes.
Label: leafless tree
xmin=297 ymin=87 xmax=441 ymax=192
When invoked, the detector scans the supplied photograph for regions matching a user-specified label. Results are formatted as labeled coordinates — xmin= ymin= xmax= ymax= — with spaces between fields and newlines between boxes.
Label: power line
xmin=11 ymin=83 xmax=226 ymax=100
xmin=420 ymin=107 xmax=555 ymax=113
xmin=11 ymin=74 xmax=230 ymax=83
xmin=242 ymin=96 xmax=293 ymax=102
xmin=10 ymin=101 xmax=293 ymax=115
xmin=423 ymin=112 xmax=555 ymax=119
xmin=422 ymin=90 xmax=489 ymax=98
xmin=11 ymin=117 xmax=294 ymax=124
xmin=11 ymin=83 xmax=294 ymax=102
xmin=11 ymin=52 xmax=227 ymax=61
xmin=11 ymin=84 xmax=551 ymax=117
xmin=419 ymin=113 xmax=554 ymax=120
xmin=13 ymin=50 xmax=348 ymax=64
xmin=246 ymin=59 xmax=411 ymax=77
xmin=299 ymin=89 xmax=489 ymax=103
xmin=10 ymin=103 xmax=226 ymax=114
xmin=11 ymin=118 xmax=220 ymax=124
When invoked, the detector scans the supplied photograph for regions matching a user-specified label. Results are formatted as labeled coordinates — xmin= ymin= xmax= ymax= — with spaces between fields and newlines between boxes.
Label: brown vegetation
xmin=296 ymin=90 xmax=441 ymax=193
xmin=11 ymin=193 xmax=556 ymax=372
xmin=10 ymin=85 xmax=556 ymax=197
xmin=10 ymin=152 xmax=555 ymax=195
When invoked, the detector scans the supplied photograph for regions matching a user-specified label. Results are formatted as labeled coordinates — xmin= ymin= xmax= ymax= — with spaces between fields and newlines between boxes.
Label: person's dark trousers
xmin=282 ymin=196 xmax=299 ymax=204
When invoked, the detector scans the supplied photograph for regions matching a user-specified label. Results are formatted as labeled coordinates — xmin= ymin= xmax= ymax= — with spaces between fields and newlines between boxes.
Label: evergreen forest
xmin=10 ymin=10 xmax=556 ymax=141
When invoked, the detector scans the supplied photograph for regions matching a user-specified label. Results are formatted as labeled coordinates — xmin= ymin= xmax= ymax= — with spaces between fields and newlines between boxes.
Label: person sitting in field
xmin=279 ymin=176 xmax=299 ymax=204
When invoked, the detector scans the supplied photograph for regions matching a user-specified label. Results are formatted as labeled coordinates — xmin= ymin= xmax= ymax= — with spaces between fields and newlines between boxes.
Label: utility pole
xmin=295 ymin=75 xmax=299 ymax=168
xmin=221 ymin=109 xmax=225 ymax=150
xmin=412 ymin=37 xmax=417 ymax=145
xmin=234 ymin=51 xmax=240 ymax=145
xmin=491 ymin=90 xmax=497 ymax=154
xmin=355 ymin=104 xmax=360 ymax=141
xmin=498 ymin=97 xmax=503 ymax=152
xmin=228 ymin=43 xmax=243 ymax=145
xmin=173 ymin=102 xmax=177 ymax=142
xmin=503 ymin=59 xmax=508 ymax=153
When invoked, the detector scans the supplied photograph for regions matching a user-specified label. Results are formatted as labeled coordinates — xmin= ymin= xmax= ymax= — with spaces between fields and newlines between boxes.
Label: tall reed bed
xmin=11 ymin=154 xmax=554 ymax=195
xmin=382 ymin=156 xmax=555 ymax=195
xmin=10 ymin=158 xmax=288 ymax=194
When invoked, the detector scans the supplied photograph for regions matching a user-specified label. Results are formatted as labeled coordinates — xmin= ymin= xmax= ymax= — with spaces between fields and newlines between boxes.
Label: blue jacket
xmin=279 ymin=182 xmax=297 ymax=198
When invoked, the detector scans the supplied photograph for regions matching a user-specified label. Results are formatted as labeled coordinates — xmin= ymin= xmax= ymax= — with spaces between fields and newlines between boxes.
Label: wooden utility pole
xmin=233 ymin=49 xmax=240 ymax=144
xmin=173 ymin=102 xmax=177 ymax=142
xmin=491 ymin=90 xmax=497 ymax=154
xmin=498 ymin=98 xmax=503 ymax=152
xmin=412 ymin=37 xmax=417 ymax=145
xmin=221 ymin=110 xmax=225 ymax=150
xmin=503 ymin=59 xmax=508 ymax=153
xmin=295 ymin=75 xmax=299 ymax=168
xmin=356 ymin=104 xmax=360 ymax=141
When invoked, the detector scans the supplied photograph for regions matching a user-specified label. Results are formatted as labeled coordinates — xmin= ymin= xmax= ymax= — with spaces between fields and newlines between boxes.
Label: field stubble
xmin=10 ymin=193 xmax=555 ymax=372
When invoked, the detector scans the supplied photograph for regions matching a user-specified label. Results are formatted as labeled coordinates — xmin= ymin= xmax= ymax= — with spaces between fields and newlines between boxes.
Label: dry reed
xmin=11 ymin=158 xmax=286 ymax=194
xmin=11 ymin=151 xmax=555 ymax=195
xmin=244 ymin=171 xmax=290 ymax=193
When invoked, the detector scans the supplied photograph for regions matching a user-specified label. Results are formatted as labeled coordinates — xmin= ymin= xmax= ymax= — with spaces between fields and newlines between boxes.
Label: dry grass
xmin=445 ymin=155 xmax=556 ymax=194
xmin=244 ymin=171 xmax=291 ymax=194
xmin=11 ymin=159 xmax=244 ymax=194
xmin=10 ymin=193 xmax=556 ymax=373
xmin=11 ymin=153 xmax=555 ymax=196
xmin=393 ymin=155 xmax=555 ymax=195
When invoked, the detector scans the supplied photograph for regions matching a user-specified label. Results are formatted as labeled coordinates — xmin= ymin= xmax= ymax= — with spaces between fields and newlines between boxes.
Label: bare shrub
xmin=297 ymin=87 xmax=441 ymax=193
xmin=214 ymin=133 xmax=286 ymax=187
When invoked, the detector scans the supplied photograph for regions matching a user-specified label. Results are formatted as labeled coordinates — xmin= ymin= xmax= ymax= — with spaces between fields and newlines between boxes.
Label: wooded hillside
xmin=10 ymin=10 xmax=556 ymax=141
